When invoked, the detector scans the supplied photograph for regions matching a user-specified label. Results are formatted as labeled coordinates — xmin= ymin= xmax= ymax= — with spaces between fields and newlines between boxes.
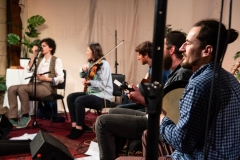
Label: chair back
xmin=57 ymin=70 xmax=66 ymax=96
xmin=112 ymin=73 xmax=125 ymax=97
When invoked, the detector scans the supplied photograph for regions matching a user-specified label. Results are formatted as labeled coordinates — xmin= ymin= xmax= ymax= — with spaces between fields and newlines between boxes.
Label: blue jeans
xmin=95 ymin=108 xmax=147 ymax=160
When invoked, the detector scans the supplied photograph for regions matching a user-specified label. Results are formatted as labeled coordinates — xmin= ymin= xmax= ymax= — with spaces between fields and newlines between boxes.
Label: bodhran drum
xmin=162 ymin=80 xmax=188 ymax=124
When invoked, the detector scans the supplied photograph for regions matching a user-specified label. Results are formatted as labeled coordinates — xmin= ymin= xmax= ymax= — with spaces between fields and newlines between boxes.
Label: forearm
xmin=52 ymin=59 xmax=64 ymax=85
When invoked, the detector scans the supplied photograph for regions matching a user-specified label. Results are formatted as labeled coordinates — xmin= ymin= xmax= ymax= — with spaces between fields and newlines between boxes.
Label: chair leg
xmin=97 ymin=110 xmax=102 ymax=116
xmin=50 ymin=102 xmax=54 ymax=127
xmin=61 ymin=99 xmax=68 ymax=121
xmin=125 ymin=139 xmax=129 ymax=156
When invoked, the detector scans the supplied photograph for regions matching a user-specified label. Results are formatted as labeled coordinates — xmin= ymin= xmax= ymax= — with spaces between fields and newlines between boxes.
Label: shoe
xmin=67 ymin=129 xmax=84 ymax=139
xmin=66 ymin=127 xmax=76 ymax=137
xmin=83 ymin=124 xmax=93 ymax=133
xmin=16 ymin=116 xmax=31 ymax=129
xmin=9 ymin=119 xmax=18 ymax=126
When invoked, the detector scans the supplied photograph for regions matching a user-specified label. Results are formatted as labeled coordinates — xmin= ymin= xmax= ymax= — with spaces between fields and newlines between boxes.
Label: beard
xmin=180 ymin=61 xmax=192 ymax=70
xmin=181 ymin=53 xmax=201 ymax=70
xmin=163 ymin=54 xmax=172 ymax=70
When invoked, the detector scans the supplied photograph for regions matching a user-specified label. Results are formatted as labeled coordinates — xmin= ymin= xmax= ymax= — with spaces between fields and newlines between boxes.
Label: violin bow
xmin=89 ymin=40 xmax=124 ymax=69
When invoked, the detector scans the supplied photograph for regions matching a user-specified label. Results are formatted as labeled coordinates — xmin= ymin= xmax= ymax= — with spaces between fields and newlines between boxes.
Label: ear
xmin=169 ymin=46 xmax=175 ymax=55
xmin=202 ymin=45 xmax=213 ymax=57
xmin=145 ymin=53 xmax=149 ymax=59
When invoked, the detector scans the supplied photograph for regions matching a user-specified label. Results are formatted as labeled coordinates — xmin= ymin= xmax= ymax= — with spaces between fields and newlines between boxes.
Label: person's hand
xmin=32 ymin=46 xmax=39 ymax=57
xmin=37 ymin=74 xmax=47 ymax=81
xmin=159 ymin=109 xmax=167 ymax=125
xmin=82 ymin=64 xmax=89 ymax=72
xmin=82 ymin=79 xmax=90 ymax=85
xmin=128 ymin=84 xmax=145 ymax=105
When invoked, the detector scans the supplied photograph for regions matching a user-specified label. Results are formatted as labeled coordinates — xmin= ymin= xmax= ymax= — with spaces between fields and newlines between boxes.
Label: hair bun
xmin=228 ymin=29 xmax=238 ymax=44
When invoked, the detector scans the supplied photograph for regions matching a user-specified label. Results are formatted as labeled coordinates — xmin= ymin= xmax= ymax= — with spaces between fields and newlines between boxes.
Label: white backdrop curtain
xmin=18 ymin=0 xmax=240 ymax=105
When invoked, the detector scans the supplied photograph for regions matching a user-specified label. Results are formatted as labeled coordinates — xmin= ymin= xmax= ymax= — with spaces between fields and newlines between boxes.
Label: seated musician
xmin=116 ymin=19 xmax=240 ymax=160
xmin=8 ymin=38 xmax=64 ymax=129
xmin=95 ymin=31 xmax=192 ymax=160
xmin=66 ymin=42 xmax=113 ymax=139
xmin=117 ymin=41 xmax=171 ymax=112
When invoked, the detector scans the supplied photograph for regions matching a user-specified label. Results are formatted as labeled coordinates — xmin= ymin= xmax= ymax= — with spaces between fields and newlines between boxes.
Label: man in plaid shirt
xmin=118 ymin=19 xmax=240 ymax=160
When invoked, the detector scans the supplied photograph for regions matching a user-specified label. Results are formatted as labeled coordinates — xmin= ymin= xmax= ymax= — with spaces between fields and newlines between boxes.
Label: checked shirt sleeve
xmin=160 ymin=85 xmax=209 ymax=154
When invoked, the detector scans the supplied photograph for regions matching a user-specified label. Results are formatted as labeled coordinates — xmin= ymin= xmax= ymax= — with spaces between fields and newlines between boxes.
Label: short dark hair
xmin=193 ymin=19 xmax=238 ymax=62
xmin=88 ymin=42 xmax=105 ymax=62
xmin=165 ymin=31 xmax=186 ymax=59
xmin=40 ymin=38 xmax=56 ymax=55
xmin=135 ymin=41 xmax=152 ymax=59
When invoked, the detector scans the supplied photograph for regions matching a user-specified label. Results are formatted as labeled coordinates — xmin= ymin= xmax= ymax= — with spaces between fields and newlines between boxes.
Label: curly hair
xmin=40 ymin=38 xmax=56 ymax=55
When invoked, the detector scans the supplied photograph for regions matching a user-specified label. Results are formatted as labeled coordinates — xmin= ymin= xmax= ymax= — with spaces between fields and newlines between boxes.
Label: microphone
xmin=38 ymin=46 xmax=43 ymax=52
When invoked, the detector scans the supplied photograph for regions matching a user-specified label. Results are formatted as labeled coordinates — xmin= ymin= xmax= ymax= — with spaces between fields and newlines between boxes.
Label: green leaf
xmin=26 ymin=26 xmax=40 ymax=38
xmin=22 ymin=37 xmax=30 ymax=46
xmin=28 ymin=39 xmax=41 ymax=53
xmin=0 ymin=82 xmax=6 ymax=91
xmin=233 ymin=51 xmax=240 ymax=60
xmin=7 ymin=33 xmax=21 ymax=45
xmin=31 ymin=39 xmax=41 ymax=46
xmin=0 ymin=77 xmax=6 ymax=91
xmin=236 ymin=72 xmax=240 ymax=80
xmin=27 ymin=15 xmax=46 ymax=28
xmin=25 ymin=31 xmax=40 ymax=38
xmin=0 ymin=77 xmax=4 ymax=82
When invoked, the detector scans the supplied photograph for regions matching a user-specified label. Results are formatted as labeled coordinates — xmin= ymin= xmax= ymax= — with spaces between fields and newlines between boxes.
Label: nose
xmin=179 ymin=43 xmax=186 ymax=52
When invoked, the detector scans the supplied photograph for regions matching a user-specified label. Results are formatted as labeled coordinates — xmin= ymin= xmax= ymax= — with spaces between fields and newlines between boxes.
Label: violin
xmin=83 ymin=40 xmax=124 ymax=92
xmin=83 ymin=59 xmax=103 ymax=92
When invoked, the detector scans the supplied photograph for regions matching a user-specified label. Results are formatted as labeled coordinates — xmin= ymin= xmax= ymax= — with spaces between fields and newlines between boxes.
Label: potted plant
xmin=7 ymin=15 xmax=46 ymax=58
xmin=0 ymin=77 xmax=7 ymax=92
xmin=0 ymin=76 xmax=7 ymax=108
xmin=232 ymin=51 xmax=240 ymax=80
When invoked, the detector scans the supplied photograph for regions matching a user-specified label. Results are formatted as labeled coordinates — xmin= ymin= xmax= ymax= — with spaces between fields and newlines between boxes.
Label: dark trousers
xmin=67 ymin=92 xmax=109 ymax=126
xmin=95 ymin=108 xmax=147 ymax=160
xmin=116 ymin=103 xmax=146 ymax=112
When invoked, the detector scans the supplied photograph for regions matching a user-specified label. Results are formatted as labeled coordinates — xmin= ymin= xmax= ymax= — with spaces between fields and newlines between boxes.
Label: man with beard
xmin=117 ymin=19 xmax=240 ymax=160
xmin=118 ymin=31 xmax=192 ymax=111
xmin=116 ymin=41 xmax=171 ymax=111
xmin=95 ymin=31 xmax=192 ymax=160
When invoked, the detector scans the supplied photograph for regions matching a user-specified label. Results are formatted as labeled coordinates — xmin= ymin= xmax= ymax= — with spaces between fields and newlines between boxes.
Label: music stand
xmin=28 ymin=48 xmax=52 ymax=133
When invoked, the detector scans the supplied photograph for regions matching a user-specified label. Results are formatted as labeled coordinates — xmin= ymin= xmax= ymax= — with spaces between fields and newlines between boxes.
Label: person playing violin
xmin=66 ymin=42 xmax=113 ymax=139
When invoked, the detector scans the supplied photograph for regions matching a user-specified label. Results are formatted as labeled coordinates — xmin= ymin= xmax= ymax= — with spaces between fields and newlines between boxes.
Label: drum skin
xmin=162 ymin=80 xmax=188 ymax=124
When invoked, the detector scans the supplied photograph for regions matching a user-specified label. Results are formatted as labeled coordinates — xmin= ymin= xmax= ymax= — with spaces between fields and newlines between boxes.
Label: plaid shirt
xmin=160 ymin=63 xmax=240 ymax=160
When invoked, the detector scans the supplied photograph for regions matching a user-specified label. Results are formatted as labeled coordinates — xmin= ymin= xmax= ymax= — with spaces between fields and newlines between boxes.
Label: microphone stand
xmin=114 ymin=30 xmax=119 ymax=74
xmin=139 ymin=0 xmax=167 ymax=159
xmin=28 ymin=50 xmax=52 ymax=133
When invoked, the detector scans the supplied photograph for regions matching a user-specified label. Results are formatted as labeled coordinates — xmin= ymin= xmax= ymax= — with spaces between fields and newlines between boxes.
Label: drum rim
xmin=163 ymin=80 xmax=189 ymax=96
